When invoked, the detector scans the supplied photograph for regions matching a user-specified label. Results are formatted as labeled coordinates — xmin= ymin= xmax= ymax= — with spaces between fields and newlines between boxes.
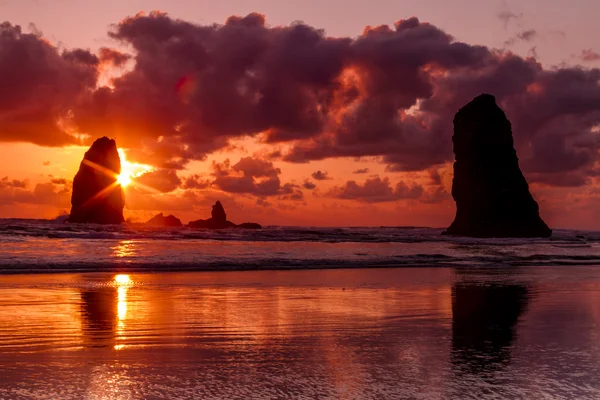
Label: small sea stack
xmin=68 ymin=137 xmax=125 ymax=224
xmin=189 ymin=201 xmax=261 ymax=229
xmin=443 ymin=94 xmax=551 ymax=238
xmin=146 ymin=213 xmax=183 ymax=227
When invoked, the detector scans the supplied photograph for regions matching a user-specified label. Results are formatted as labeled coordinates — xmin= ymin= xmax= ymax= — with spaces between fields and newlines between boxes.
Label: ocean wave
xmin=0 ymin=219 xmax=599 ymax=274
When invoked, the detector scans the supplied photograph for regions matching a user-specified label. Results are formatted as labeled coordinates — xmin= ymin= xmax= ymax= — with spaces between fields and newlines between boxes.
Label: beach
xmin=1 ymin=267 xmax=599 ymax=399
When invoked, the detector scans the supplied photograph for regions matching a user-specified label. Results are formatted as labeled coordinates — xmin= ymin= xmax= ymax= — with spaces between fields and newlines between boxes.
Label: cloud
xmin=1 ymin=177 xmax=28 ymax=189
xmin=182 ymin=174 xmax=211 ymax=189
xmin=326 ymin=176 xmax=424 ymax=203
xmin=504 ymin=29 xmax=537 ymax=47
xmin=50 ymin=178 xmax=69 ymax=185
xmin=0 ymin=22 xmax=98 ymax=146
xmin=211 ymin=156 xmax=302 ymax=200
xmin=134 ymin=169 xmax=181 ymax=193
xmin=2 ymin=12 xmax=600 ymax=190
xmin=497 ymin=2 xmax=522 ymax=29
xmin=580 ymin=49 xmax=600 ymax=62
xmin=311 ymin=170 xmax=331 ymax=180
xmin=352 ymin=168 xmax=369 ymax=174
xmin=0 ymin=178 xmax=70 ymax=207
xmin=302 ymin=180 xmax=316 ymax=190
xmin=98 ymin=47 xmax=131 ymax=67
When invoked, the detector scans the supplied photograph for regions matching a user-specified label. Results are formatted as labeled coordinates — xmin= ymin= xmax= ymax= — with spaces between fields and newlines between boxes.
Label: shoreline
xmin=1 ymin=260 xmax=600 ymax=275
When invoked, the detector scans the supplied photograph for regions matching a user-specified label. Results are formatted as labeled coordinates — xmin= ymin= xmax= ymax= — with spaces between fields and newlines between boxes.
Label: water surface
xmin=1 ymin=267 xmax=599 ymax=399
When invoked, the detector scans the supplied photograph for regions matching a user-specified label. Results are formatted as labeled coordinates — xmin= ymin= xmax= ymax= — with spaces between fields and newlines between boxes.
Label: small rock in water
xmin=146 ymin=212 xmax=183 ymax=227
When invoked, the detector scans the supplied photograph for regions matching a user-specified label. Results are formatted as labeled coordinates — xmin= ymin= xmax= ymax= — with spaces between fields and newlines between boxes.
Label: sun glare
xmin=117 ymin=148 xmax=152 ymax=188
xmin=115 ymin=274 xmax=132 ymax=285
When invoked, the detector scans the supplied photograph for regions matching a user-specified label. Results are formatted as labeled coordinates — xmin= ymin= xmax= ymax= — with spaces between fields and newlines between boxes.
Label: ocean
xmin=0 ymin=218 xmax=599 ymax=273
xmin=1 ymin=219 xmax=600 ymax=399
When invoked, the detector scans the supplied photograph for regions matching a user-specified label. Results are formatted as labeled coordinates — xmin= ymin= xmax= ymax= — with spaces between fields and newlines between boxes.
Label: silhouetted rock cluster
xmin=189 ymin=201 xmax=261 ymax=229
xmin=444 ymin=94 xmax=551 ymax=238
xmin=68 ymin=137 xmax=124 ymax=224
xmin=146 ymin=212 xmax=183 ymax=227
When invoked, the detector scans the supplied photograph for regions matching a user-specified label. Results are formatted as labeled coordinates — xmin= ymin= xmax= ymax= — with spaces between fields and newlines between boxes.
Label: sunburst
xmin=117 ymin=148 xmax=151 ymax=188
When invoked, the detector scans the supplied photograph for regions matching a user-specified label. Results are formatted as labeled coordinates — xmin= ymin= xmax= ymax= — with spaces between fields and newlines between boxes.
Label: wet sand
xmin=0 ymin=267 xmax=599 ymax=399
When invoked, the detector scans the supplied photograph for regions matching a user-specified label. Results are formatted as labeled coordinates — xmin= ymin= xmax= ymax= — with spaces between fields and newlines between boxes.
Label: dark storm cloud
xmin=352 ymin=168 xmax=369 ymax=174
xmin=2 ymin=12 xmax=600 ymax=189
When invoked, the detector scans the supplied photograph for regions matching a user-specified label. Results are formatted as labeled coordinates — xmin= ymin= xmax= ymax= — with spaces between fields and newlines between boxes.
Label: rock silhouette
xmin=189 ymin=201 xmax=261 ymax=229
xmin=146 ymin=213 xmax=183 ymax=227
xmin=68 ymin=137 xmax=125 ymax=224
xmin=211 ymin=201 xmax=227 ymax=224
xmin=444 ymin=94 xmax=551 ymax=238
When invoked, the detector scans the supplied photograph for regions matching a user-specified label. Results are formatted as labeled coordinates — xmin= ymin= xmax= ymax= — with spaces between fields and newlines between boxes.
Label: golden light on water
xmin=115 ymin=274 xmax=131 ymax=320
xmin=115 ymin=274 xmax=132 ymax=349
xmin=115 ymin=274 xmax=132 ymax=286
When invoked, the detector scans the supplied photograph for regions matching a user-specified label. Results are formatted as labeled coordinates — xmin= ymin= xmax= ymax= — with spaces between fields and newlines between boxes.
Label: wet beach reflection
xmin=0 ymin=268 xmax=598 ymax=399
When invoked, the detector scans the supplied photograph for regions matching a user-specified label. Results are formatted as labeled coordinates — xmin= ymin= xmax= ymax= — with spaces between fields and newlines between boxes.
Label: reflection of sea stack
xmin=451 ymin=283 xmax=529 ymax=371
xmin=68 ymin=137 xmax=125 ymax=224
xmin=80 ymin=288 xmax=117 ymax=347
xmin=444 ymin=94 xmax=551 ymax=237
xmin=146 ymin=212 xmax=183 ymax=227
xmin=189 ymin=201 xmax=261 ymax=229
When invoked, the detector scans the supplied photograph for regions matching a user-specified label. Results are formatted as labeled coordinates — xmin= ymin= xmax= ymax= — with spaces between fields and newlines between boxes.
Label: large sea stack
xmin=443 ymin=94 xmax=551 ymax=238
xmin=68 ymin=137 xmax=125 ymax=224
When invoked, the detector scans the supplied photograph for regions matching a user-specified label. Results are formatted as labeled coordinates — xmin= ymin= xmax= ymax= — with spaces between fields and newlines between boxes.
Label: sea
xmin=1 ymin=218 xmax=599 ymax=399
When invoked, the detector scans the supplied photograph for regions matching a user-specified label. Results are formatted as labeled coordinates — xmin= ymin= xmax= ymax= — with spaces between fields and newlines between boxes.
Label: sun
xmin=117 ymin=172 xmax=132 ymax=187
xmin=117 ymin=148 xmax=151 ymax=188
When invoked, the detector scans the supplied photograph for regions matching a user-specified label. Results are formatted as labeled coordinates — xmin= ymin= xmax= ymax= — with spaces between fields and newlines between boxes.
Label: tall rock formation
xmin=444 ymin=94 xmax=551 ymax=238
xmin=68 ymin=137 xmax=125 ymax=224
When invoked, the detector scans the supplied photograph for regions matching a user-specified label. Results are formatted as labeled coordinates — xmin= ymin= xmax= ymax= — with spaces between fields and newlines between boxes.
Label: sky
xmin=1 ymin=0 xmax=600 ymax=228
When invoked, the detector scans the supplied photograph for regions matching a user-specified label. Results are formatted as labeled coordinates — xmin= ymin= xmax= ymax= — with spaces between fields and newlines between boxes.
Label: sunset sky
xmin=1 ymin=0 xmax=600 ymax=228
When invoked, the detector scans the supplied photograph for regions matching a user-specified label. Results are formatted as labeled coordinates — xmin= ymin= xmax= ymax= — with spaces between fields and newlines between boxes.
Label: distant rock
xmin=189 ymin=201 xmax=262 ymax=229
xmin=146 ymin=212 xmax=183 ymax=227
xmin=68 ymin=137 xmax=125 ymax=224
xmin=237 ymin=222 xmax=262 ymax=230
xmin=189 ymin=218 xmax=236 ymax=229
xmin=443 ymin=94 xmax=551 ymax=238
xmin=211 ymin=201 xmax=227 ymax=224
